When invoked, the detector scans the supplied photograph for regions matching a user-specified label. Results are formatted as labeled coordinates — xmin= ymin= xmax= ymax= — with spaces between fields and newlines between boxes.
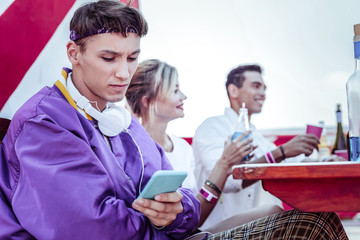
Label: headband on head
xmin=70 ymin=26 xmax=139 ymax=41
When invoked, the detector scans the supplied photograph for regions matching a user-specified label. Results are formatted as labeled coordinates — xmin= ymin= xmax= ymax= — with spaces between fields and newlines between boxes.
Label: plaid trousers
xmin=205 ymin=209 xmax=348 ymax=240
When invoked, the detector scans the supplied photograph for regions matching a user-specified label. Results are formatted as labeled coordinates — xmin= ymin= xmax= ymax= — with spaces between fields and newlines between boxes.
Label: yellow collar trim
xmin=55 ymin=70 xmax=93 ymax=120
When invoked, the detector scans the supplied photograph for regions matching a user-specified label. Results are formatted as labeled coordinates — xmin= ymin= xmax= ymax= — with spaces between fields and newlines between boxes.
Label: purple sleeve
xmin=7 ymin=116 xmax=178 ymax=239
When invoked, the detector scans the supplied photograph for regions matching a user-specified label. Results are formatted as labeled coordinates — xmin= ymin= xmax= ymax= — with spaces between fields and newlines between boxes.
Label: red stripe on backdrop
xmin=122 ymin=0 xmax=139 ymax=9
xmin=0 ymin=0 xmax=76 ymax=109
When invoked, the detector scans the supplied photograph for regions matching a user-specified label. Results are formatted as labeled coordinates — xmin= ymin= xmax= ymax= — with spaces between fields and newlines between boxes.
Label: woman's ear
xmin=141 ymin=96 xmax=150 ymax=108
xmin=227 ymin=84 xmax=239 ymax=98
xmin=66 ymin=41 xmax=80 ymax=64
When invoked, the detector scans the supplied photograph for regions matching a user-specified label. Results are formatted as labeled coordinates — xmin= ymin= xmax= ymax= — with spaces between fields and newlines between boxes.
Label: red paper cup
xmin=334 ymin=150 xmax=349 ymax=160
xmin=306 ymin=124 xmax=323 ymax=139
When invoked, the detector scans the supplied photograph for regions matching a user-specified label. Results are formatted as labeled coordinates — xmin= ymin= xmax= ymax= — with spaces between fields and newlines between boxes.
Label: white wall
xmin=139 ymin=0 xmax=360 ymax=137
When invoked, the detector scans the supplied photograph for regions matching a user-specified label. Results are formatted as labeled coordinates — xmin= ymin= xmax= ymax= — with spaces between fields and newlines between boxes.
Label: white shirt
xmin=192 ymin=107 xmax=303 ymax=230
xmin=165 ymin=135 xmax=198 ymax=194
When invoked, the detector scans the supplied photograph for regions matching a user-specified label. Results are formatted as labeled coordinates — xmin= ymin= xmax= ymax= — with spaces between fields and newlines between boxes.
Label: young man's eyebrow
xmin=251 ymin=81 xmax=267 ymax=89
xmin=100 ymin=49 xmax=141 ymax=55
xmin=251 ymin=81 xmax=263 ymax=85
xmin=101 ymin=50 xmax=119 ymax=55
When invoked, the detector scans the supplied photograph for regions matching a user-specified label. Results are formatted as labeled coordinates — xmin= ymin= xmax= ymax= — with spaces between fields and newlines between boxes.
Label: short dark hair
xmin=225 ymin=64 xmax=262 ymax=90
xmin=70 ymin=0 xmax=148 ymax=52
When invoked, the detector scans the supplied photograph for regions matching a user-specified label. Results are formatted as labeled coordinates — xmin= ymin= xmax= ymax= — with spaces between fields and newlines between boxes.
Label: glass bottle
xmin=347 ymin=24 xmax=360 ymax=162
xmin=232 ymin=102 xmax=250 ymax=161
xmin=347 ymin=131 xmax=351 ymax=160
xmin=332 ymin=103 xmax=347 ymax=154
xmin=317 ymin=121 xmax=331 ymax=160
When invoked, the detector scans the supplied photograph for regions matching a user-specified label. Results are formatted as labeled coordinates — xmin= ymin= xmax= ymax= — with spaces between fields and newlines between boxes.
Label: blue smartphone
xmin=137 ymin=170 xmax=188 ymax=200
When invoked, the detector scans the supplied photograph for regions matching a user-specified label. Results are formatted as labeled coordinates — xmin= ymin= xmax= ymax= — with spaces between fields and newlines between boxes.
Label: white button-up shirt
xmin=193 ymin=107 xmax=302 ymax=230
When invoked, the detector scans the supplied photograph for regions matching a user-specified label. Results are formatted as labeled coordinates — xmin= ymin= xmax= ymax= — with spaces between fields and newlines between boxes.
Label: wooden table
xmin=232 ymin=162 xmax=360 ymax=212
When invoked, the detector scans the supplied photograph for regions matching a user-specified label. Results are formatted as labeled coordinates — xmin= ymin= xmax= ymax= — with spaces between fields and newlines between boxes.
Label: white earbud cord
xmin=124 ymin=129 xmax=145 ymax=195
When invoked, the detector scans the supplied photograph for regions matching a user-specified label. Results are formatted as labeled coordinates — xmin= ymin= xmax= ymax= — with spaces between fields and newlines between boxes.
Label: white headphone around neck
xmin=66 ymin=75 xmax=131 ymax=137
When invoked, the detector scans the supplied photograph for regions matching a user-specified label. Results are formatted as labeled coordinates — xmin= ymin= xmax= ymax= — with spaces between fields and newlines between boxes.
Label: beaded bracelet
xmin=204 ymin=180 xmax=222 ymax=195
xmin=265 ymin=151 xmax=275 ymax=163
xmin=151 ymin=220 xmax=173 ymax=230
xmin=151 ymin=222 xmax=166 ymax=230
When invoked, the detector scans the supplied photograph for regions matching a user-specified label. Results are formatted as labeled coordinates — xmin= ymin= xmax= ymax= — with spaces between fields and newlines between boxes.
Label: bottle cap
xmin=240 ymin=102 xmax=248 ymax=113
xmin=336 ymin=103 xmax=341 ymax=111
xmin=354 ymin=24 xmax=360 ymax=36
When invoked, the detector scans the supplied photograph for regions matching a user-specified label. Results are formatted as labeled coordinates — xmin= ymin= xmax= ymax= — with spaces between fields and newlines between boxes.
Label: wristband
xmin=150 ymin=222 xmax=166 ymax=230
xmin=279 ymin=145 xmax=286 ymax=159
xmin=265 ymin=151 xmax=275 ymax=163
xmin=205 ymin=180 xmax=222 ymax=195
xmin=200 ymin=187 xmax=218 ymax=203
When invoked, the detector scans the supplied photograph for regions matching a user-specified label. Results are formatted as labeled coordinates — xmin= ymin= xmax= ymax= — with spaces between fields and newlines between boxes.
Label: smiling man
xmin=192 ymin=64 xmax=322 ymax=230
xmin=0 ymin=1 xmax=200 ymax=239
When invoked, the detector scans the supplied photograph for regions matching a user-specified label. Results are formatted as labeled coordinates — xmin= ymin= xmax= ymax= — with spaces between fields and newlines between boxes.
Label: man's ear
xmin=66 ymin=41 xmax=80 ymax=64
xmin=227 ymin=84 xmax=239 ymax=98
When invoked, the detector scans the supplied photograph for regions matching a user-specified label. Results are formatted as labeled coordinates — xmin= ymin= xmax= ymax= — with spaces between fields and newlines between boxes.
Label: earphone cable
xmin=125 ymin=129 xmax=145 ymax=194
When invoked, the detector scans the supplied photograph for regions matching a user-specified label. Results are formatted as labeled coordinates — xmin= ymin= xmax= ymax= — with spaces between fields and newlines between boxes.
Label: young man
xmin=192 ymin=64 xmax=342 ymax=230
xmin=0 ymin=1 xmax=199 ymax=239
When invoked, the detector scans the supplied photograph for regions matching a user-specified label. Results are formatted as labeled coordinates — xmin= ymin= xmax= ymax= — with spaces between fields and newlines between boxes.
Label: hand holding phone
xmin=137 ymin=170 xmax=188 ymax=200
